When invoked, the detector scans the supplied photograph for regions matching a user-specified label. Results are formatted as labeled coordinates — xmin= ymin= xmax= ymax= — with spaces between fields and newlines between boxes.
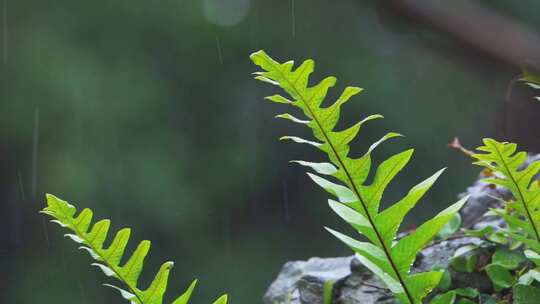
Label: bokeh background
xmin=2 ymin=0 xmax=540 ymax=303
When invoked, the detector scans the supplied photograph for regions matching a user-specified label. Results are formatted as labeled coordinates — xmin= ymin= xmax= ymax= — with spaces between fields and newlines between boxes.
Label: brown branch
xmin=383 ymin=0 xmax=540 ymax=71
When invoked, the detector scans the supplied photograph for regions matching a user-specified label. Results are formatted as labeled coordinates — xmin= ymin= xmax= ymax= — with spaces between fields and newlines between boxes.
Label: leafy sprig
xmin=521 ymin=67 xmax=540 ymax=102
xmin=469 ymin=139 xmax=540 ymax=300
xmin=250 ymin=50 xmax=467 ymax=304
xmin=41 ymin=194 xmax=228 ymax=304
xmin=472 ymin=139 xmax=540 ymax=251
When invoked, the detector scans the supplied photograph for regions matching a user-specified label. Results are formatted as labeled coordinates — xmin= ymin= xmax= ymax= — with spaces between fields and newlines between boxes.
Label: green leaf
xmin=276 ymin=113 xmax=310 ymax=124
xmin=521 ymin=67 xmax=540 ymax=85
xmin=172 ymin=280 xmax=198 ymax=304
xmin=291 ymin=160 xmax=338 ymax=175
xmin=485 ymin=264 xmax=516 ymax=290
xmin=375 ymin=168 xmax=445 ymax=249
xmin=328 ymin=200 xmax=378 ymax=245
xmin=431 ymin=291 xmax=456 ymax=304
xmin=325 ymin=228 xmax=393 ymax=279
xmin=42 ymin=194 xmax=224 ymax=304
xmin=525 ymin=249 xmax=540 ymax=266
xmin=392 ymin=197 xmax=468 ymax=276
xmin=359 ymin=149 xmax=414 ymax=217
xmin=432 ymin=265 xmax=452 ymax=291
xmin=451 ymin=246 xmax=479 ymax=273
xmin=513 ymin=285 xmax=540 ymax=304
xmin=280 ymin=136 xmax=322 ymax=148
xmin=437 ymin=212 xmax=462 ymax=239
xmin=491 ymin=248 xmax=525 ymax=270
xmin=265 ymin=94 xmax=293 ymax=104
xmin=307 ymin=173 xmax=356 ymax=203
xmin=518 ymin=269 xmax=540 ymax=285
xmin=479 ymin=294 xmax=497 ymax=304
xmin=140 ymin=262 xmax=174 ymax=304
xmin=463 ymin=226 xmax=493 ymax=238
xmin=454 ymin=287 xmax=479 ymax=298
xmin=507 ymin=231 xmax=540 ymax=252
xmin=405 ymin=271 xmax=443 ymax=303
xmin=453 ymin=245 xmax=479 ymax=258
xmin=212 ymin=295 xmax=229 ymax=304
xmin=486 ymin=231 xmax=509 ymax=245
xmin=491 ymin=209 xmax=534 ymax=236
xmin=450 ymin=254 xmax=477 ymax=273
xmin=251 ymin=50 xmax=467 ymax=304
xmin=353 ymin=252 xmax=404 ymax=295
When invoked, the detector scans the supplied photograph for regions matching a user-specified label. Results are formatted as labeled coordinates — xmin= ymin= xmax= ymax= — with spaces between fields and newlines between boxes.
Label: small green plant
xmin=472 ymin=139 xmax=540 ymax=250
xmin=41 ymin=194 xmax=228 ymax=304
xmin=431 ymin=287 xmax=479 ymax=304
xmin=470 ymin=139 xmax=540 ymax=300
xmin=250 ymin=50 xmax=467 ymax=304
xmin=439 ymin=138 xmax=540 ymax=303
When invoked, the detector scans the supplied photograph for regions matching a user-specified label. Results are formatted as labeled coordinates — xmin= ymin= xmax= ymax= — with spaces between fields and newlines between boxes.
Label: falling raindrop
xmin=282 ymin=179 xmax=290 ymax=222
xmin=17 ymin=171 xmax=25 ymax=200
xmin=78 ymin=281 xmax=88 ymax=304
xmin=2 ymin=0 xmax=7 ymax=64
xmin=215 ymin=36 xmax=224 ymax=64
xmin=31 ymin=107 xmax=49 ymax=246
xmin=222 ymin=209 xmax=232 ymax=256
xmin=291 ymin=0 xmax=296 ymax=40
xmin=31 ymin=107 xmax=39 ymax=199
xmin=41 ymin=215 xmax=50 ymax=248
xmin=10 ymin=186 xmax=21 ymax=247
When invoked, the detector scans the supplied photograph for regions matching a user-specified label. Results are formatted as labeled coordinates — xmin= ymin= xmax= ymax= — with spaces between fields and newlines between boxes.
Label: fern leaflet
xmin=41 ymin=194 xmax=228 ymax=304
xmin=472 ymin=139 xmax=540 ymax=251
xmin=250 ymin=50 xmax=467 ymax=304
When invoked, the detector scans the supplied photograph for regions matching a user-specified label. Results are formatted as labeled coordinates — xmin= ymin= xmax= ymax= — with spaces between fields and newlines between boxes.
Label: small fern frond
xmin=522 ymin=67 xmax=540 ymax=101
xmin=41 ymin=194 xmax=227 ymax=304
xmin=472 ymin=138 xmax=540 ymax=248
xmin=250 ymin=50 xmax=467 ymax=304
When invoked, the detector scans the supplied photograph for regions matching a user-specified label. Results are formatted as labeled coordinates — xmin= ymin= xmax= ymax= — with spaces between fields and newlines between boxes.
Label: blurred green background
xmin=2 ymin=0 xmax=540 ymax=303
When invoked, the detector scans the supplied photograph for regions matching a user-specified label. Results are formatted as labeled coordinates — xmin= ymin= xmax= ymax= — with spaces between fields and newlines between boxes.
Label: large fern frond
xmin=472 ymin=139 xmax=540 ymax=251
xmin=41 ymin=194 xmax=228 ymax=304
xmin=250 ymin=50 xmax=467 ymax=304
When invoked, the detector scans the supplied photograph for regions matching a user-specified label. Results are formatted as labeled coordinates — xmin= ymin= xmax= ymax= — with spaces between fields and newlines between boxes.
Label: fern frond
xmin=250 ymin=50 xmax=467 ymax=304
xmin=472 ymin=139 xmax=540 ymax=247
xmin=41 ymin=194 xmax=227 ymax=304
xmin=522 ymin=67 xmax=540 ymax=98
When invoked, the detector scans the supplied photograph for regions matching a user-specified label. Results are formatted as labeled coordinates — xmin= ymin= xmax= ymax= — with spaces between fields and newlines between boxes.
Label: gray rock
xmin=264 ymin=237 xmax=492 ymax=304
xmin=458 ymin=174 xmax=508 ymax=227
xmin=334 ymin=258 xmax=395 ymax=304
xmin=263 ymin=256 xmax=353 ymax=304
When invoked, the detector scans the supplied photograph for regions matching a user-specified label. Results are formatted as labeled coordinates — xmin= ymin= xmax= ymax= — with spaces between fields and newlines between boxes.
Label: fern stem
xmin=493 ymin=146 xmax=540 ymax=243
xmin=270 ymin=62 xmax=415 ymax=304
xmin=330 ymin=146 xmax=415 ymax=304
xmin=56 ymin=208 xmax=145 ymax=304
